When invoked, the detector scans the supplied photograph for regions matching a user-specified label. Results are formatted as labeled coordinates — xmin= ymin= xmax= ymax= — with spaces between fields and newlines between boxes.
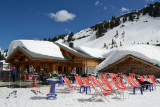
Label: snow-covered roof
xmin=75 ymin=46 xmax=108 ymax=59
xmin=55 ymin=42 xmax=102 ymax=59
xmin=95 ymin=45 xmax=160 ymax=73
xmin=0 ymin=60 xmax=10 ymax=71
xmin=7 ymin=40 xmax=64 ymax=59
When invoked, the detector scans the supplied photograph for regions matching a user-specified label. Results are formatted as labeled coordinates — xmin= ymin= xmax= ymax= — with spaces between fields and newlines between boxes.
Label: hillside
xmin=70 ymin=14 xmax=160 ymax=49
xmin=54 ymin=2 xmax=160 ymax=49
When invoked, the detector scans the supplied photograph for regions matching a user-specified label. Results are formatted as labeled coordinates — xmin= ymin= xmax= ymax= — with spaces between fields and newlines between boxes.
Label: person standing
xmin=71 ymin=67 xmax=76 ymax=83
xmin=11 ymin=67 xmax=17 ymax=82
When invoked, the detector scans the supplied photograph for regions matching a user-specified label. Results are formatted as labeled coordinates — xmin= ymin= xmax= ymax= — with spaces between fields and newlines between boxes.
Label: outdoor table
xmin=58 ymin=75 xmax=65 ymax=86
xmin=143 ymin=84 xmax=153 ymax=92
xmin=80 ymin=85 xmax=91 ymax=94
xmin=46 ymin=79 xmax=60 ymax=100
xmin=32 ymin=75 xmax=38 ymax=87
xmin=133 ymin=86 xmax=143 ymax=95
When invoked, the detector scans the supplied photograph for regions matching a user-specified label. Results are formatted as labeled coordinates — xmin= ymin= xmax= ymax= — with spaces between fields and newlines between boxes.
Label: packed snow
xmin=7 ymin=40 xmax=64 ymax=58
xmin=95 ymin=45 xmax=160 ymax=72
xmin=57 ymin=15 xmax=160 ymax=49
xmin=0 ymin=83 xmax=160 ymax=107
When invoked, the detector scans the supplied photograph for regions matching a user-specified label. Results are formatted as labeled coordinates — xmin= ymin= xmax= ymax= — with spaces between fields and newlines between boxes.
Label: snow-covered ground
xmin=0 ymin=84 xmax=160 ymax=107
xmin=57 ymin=14 xmax=160 ymax=49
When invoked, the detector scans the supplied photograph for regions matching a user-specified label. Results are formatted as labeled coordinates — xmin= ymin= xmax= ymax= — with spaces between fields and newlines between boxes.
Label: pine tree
xmin=48 ymin=38 xmax=51 ymax=41
xmin=129 ymin=14 xmax=133 ymax=21
xmin=120 ymin=42 xmax=122 ymax=46
xmin=44 ymin=38 xmax=47 ymax=41
xmin=67 ymin=32 xmax=74 ymax=42
xmin=103 ymin=43 xmax=107 ymax=48
xmin=114 ymin=31 xmax=119 ymax=38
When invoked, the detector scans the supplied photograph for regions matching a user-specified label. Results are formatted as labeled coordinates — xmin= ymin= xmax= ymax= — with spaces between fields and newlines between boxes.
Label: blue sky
xmin=0 ymin=0 xmax=159 ymax=50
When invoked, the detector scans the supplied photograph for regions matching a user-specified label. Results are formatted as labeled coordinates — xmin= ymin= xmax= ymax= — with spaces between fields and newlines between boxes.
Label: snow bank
xmin=7 ymin=40 xmax=64 ymax=58
xmin=95 ymin=45 xmax=160 ymax=73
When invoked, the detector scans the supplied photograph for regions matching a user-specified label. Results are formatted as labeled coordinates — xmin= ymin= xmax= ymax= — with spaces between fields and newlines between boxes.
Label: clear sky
xmin=0 ymin=0 xmax=159 ymax=50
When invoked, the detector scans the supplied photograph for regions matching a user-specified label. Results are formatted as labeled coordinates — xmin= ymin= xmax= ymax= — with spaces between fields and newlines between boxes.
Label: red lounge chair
xmin=76 ymin=76 xmax=86 ymax=93
xmin=143 ymin=75 xmax=149 ymax=81
xmin=63 ymin=77 xmax=76 ymax=89
xmin=99 ymin=74 xmax=105 ymax=82
xmin=96 ymin=80 xmax=112 ymax=92
xmin=97 ymin=76 xmax=126 ymax=100
xmin=123 ymin=75 xmax=136 ymax=87
xmin=89 ymin=76 xmax=97 ymax=85
xmin=103 ymin=74 xmax=117 ymax=90
xmin=83 ymin=77 xmax=91 ymax=86
xmin=76 ymin=76 xmax=84 ymax=87
xmin=109 ymin=74 xmax=126 ymax=90
xmin=149 ymin=75 xmax=158 ymax=84
xmin=130 ymin=76 xmax=141 ymax=87
xmin=91 ymin=84 xmax=110 ymax=102
xmin=116 ymin=77 xmax=127 ymax=88
xmin=140 ymin=76 xmax=145 ymax=82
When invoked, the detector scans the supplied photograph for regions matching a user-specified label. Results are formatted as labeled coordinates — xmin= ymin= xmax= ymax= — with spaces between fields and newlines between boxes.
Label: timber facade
xmin=6 ymin=44 xmax=102 ymax=75
xmin=99 ymin=55 xmax=160 ymax=77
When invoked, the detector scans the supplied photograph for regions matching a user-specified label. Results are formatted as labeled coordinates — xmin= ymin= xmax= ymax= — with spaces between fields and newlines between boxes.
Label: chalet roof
xmin=95 ymin=45 xmax=160 ymax=73
xmin=6 ymin=46 xmax=71 ymax=62
xmin=6 ymin=40 xmax=102 ymax=62
xmin=7 ymin=40 xmax=64 ymax=59
xmin=55 ymin=42 xmax=103 ymax=59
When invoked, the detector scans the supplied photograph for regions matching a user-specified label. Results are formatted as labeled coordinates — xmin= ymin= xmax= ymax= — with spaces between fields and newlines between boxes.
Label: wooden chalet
xmin=98 ymin=55 xmax=160 ymax=77
xmin=6 ymin=41 xmax=103 ymax=74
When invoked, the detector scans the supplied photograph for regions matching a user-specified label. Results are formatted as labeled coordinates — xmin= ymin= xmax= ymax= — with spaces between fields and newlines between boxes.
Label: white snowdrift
xmin=7 ymin=40 xmax=64 ymax=58
xmin=95 ymin=45 xmax=160 ymax=73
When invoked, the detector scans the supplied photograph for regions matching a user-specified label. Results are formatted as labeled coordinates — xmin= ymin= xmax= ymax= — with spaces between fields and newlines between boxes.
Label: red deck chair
xmin=109 ymin=74 xmax=126 ymax=90
xmin=99 ymin=74 xmax=105 ymax=82
xmin=130 ymin=76 xmax=141 ymax=87
xmin=96 ymin=80 xmax=112 ymax=92
xmin=149 ymin=75 xmax=158 ymax=84
xmin=143 ymin=75 xmax=153 ymax=83
xmin=103 ymin=74 xmax=117 ymax=90
xmin=129 ymin=73 xmax=140 ymax=86
xmin=76 ymin=76 xmax=84 ymax=87
xmin=83 ymin=77 xmax=91 ymax=86
xmin=123 ymin=75 xmax=136 ymax=87
xmin=116 ymin=77 xmax=127 ymax=88
xmin=103 ymin=74 xmax=111 ymax=83
xmin=63 ymin=77 xmax=76 ymax=89
xmin=140 ymin=76 xmax=145 ymax=82
xmin=89 ymin=76 xmax=97 ymax=85
xmin=90 ymin=84 xmax=110 ymax=102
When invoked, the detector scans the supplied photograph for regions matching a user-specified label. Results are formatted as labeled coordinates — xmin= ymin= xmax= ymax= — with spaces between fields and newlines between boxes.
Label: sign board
xmin=0 ymin=62 xmax=3 ymax=71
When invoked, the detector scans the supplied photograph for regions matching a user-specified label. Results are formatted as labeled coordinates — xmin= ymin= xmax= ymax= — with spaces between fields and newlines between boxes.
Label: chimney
xmin=69 ymin=42 xmax=74 ymax=48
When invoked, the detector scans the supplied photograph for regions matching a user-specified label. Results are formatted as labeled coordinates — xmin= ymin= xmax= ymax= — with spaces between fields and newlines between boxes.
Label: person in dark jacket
xmin=136 ymin=76 xmax=152 ymax=90
xmin=11 ymin=67 xmax=18 ymax=82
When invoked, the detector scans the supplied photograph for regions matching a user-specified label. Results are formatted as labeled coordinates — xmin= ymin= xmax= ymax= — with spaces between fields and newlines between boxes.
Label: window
xmin=44 ymin=66 xmax=48 ymax=72
xmin=58 ymin=66 xmax=62 ymax=71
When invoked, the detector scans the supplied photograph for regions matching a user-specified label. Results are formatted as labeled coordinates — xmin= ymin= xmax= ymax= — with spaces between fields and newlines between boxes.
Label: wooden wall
xmin=100 ymin=57 xmax=160 ymax=77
